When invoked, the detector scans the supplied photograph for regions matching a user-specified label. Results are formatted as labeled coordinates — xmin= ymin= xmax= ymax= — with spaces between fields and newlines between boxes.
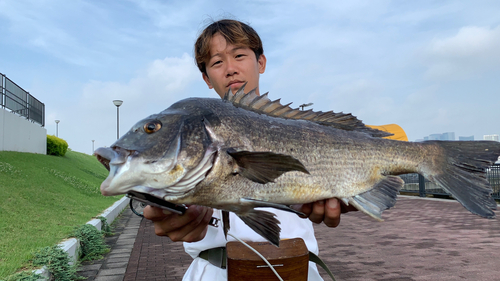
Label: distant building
xmin=483 ymin=134 xmax=499 ymax=142
xmin=441 ymin=132 xmax=455 ymax=140
xmin=423 ymin=132 xmax=455 ymax=141
xmin=424 ymin=134 xmax=442 ymax=140
xmin=459 ymin=136 xmax=474 ymax=141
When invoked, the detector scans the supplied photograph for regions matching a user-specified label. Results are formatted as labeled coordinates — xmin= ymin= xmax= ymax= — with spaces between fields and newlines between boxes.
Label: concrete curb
xmin=34 ymin=196 xmax=130 ymax=280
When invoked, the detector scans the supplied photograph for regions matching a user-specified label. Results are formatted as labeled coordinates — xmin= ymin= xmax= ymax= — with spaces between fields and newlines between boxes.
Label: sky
xmin=1 ymin=0 xmax=500 ymax=154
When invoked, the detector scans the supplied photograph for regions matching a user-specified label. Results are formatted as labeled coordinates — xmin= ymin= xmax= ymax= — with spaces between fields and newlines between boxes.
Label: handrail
xmin=400 ymin=164 xmax=500 ymax=199
xmin=0 ymin=72 xmax=45 ymax=127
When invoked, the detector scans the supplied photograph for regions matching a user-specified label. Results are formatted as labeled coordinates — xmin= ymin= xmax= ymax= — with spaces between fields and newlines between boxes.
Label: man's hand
xmin=143 ymin=205 xmax=213 ymax=242
xmin=293 ymin=198 xmax=357 ymax=227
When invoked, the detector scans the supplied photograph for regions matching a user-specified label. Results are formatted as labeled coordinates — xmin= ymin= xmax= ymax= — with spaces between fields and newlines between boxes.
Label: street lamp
xmin=113 ymin=100 xmax=123 ymax=140
xmin=55 ymin=120 xmax=60 ymax=137
xmin=92 ymin=140 xmax=95 ymax=154
xmin=299 ymin=103 xmax=313 ymax=111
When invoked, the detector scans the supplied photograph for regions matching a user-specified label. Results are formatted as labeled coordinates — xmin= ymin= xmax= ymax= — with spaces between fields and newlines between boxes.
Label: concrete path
xmin=78 ymin=197 xmax=500 ymax=280
xmin=77 ymin=208 xmax=142 ymax=281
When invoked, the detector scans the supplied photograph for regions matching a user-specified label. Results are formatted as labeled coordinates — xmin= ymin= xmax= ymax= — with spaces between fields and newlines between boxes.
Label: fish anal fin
xmin=348 ymin=175 xmax=403 ymax=221
xmin=237 ymin=209 xmax=281 ymax=247
xmin=227 ymin=150 xmax=309 ymax=184
xmin=222 ymin=210 xmax=230 ymax=240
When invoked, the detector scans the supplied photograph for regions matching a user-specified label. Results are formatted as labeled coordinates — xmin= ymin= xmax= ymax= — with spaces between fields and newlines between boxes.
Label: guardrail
xmin=400 ymin=164 xmax=500 ymax=199
xmin=1 ymin=73 xmax=45 ymax=127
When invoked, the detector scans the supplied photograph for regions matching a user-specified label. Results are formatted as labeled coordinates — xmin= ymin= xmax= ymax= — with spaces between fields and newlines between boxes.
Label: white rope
xmin=227 ymin=233 xmax=283 ymax=281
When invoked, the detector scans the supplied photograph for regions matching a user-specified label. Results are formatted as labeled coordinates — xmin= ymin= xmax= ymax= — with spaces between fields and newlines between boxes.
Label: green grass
xmin=0 ymin=150 xmax=121 ymax=278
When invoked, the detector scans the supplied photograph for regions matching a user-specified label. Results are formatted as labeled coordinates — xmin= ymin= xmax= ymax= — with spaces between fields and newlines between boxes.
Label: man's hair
xmin=194 ymin=19 xmax=264 ymax=75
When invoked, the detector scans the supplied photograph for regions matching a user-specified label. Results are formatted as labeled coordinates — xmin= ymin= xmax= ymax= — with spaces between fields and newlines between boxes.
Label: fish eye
xmin=144 ymin=120 xmax=162 ymax=134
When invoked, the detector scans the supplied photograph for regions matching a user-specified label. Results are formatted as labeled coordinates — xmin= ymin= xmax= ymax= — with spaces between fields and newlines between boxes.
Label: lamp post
xmin=92 ymin=140 xmax=95 ymax=154
xmin=55 ymin=120 xmax=60 ymax=137
xmin=113 ymin=100 xmax=123 ymax=140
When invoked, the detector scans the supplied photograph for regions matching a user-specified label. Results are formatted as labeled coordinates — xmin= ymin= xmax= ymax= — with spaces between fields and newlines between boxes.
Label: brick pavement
xmin=80 ymin=196 xmax=500 ymax=280
xmin=314 ymin=197 xmax=500 ymax=281
xmin=124 ymin=219 xmax=192 ymax=280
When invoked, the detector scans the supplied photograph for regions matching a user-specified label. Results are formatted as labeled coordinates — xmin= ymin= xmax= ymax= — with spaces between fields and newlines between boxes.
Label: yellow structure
xmin=367 ymin=124 xmax=408 ymax=141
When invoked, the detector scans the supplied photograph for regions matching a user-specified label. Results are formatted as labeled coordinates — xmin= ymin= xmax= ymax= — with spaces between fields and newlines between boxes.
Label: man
xmin=144 ymin=19 xmax=356 ymax=280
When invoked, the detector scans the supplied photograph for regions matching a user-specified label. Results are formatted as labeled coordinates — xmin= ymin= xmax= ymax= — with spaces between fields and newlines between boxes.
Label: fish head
xmin=95 ymin=102 xmax=217 ymax=198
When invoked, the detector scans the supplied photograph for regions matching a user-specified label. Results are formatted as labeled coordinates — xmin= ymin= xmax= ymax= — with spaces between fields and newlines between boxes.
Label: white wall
xmin=0 ymin=108 xmax=46 ymax=154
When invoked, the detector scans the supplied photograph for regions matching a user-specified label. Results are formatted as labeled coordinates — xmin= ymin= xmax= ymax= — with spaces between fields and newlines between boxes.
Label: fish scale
xmin=194 ymin=107 xmax=404 ymax=199
xmin=95 ymin=85 xmax=500 ymax=245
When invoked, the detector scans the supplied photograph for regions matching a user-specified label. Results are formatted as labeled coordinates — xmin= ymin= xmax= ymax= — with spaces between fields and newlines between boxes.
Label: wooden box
xmin=227 ymin=238 xmax=309 ymax=281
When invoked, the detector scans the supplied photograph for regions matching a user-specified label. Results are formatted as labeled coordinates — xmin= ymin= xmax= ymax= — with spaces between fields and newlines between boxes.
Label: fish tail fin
xmin=347 ymin=175 xmax=404 ymax=221
xmin=423 ymin=140 xmax=500 ymax=218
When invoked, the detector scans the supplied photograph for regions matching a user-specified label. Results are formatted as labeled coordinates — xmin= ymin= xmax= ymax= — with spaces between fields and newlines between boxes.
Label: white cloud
xmin=0 ymin=0 xmax=100 ymax=65
xmin=130 ymin=0 xmax=203 ymax=28
xmin=422 ymin=25 xmax=500 ymax=80
xmin=80 ymin=53 xmax=201 ymax=110
xmin=2 ymin=0 xmax=500 ymax=150
xmin=66 ymin=53 xmax=208 ymax=153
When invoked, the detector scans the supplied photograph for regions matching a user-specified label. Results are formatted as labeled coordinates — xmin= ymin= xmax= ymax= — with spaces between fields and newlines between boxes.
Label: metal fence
xmin=400 ymin=164 xmax=500 ymax=199
xmin=1 ymin=73 xmax=45 ymax=127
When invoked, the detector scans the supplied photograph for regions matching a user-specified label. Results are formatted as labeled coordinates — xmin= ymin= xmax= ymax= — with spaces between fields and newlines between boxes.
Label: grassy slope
xmin=0 ymin=150 xmax=121 ymax=278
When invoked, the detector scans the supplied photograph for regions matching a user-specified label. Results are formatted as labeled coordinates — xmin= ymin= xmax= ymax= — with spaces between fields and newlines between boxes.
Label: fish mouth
xmin=94 ymin=147 xmax=136 ymax=172
xmin=96 ymin=154 xmax=111 ymax=171
xmin=94 ymin=146 xmax=141 ymax=196
xmin=94 ymin=143 xmax=218 ymax=199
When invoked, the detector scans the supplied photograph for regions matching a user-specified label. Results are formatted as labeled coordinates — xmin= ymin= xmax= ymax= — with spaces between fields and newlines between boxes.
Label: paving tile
xmin=106 ymin=253 xmax=132 ymax=259
xmin=104 ymin=262 xmax=129 ymax=268
xmin=78 ymin=270 xmax=100 ymax=278
xmin=112 ymin=244 xmax=134 ymax=250
xmin=78 ymin=263 xmax=102 ymax=272
xmin=77 ymin=208 xmax=139 ymax=280
xmin=106 ymin=257 xmax=130 ymax=263
xmin=115 ymin=238 xmax=136 ymax=244
xmin=98 ymin=268 xmax=127 ymax=276
xmin=80 ymin=197 xmax=500 ymax=281
xmin=314 ymin=197 xmax=500 ymax=281
xmin=109 ymin=248 xmax=132 ymax=254
xmin=94 ymin=275 xmax=125 ymax=281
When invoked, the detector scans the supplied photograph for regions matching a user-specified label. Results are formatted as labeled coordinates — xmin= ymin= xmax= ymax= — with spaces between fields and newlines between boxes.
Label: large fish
xmin=95 ymin=86 xmax=500 ymax=246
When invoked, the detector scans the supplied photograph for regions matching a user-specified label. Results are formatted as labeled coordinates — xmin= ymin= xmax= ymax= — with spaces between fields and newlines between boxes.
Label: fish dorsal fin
xmin=223 ymin=84 xmax=391 ymax=138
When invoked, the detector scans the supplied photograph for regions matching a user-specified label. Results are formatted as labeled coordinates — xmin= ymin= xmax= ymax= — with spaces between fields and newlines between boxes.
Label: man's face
xmin=202 ymin=33 xmax=266 ymax=98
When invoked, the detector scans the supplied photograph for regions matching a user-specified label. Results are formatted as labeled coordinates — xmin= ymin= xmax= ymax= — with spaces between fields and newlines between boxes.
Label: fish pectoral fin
xmin=347 ymin=175 xmax=404 ymax=221
xmin=227 ymin=149 xmax=309 ymax=184
xmin=240 ymin=198 xmax=306 ymax=217
xmin=222 ymin=210 xmax=230 ymax=240
xmin=237 ymin=209 xmax=281 ymax=247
